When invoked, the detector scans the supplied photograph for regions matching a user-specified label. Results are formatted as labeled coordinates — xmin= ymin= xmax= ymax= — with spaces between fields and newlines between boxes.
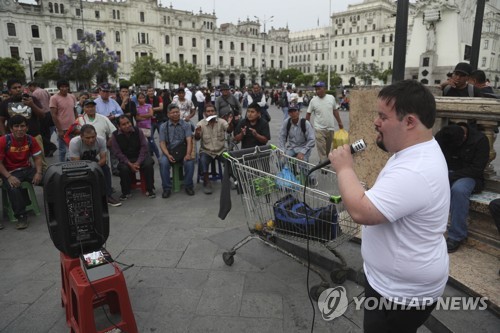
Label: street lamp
xmin=71 ymin=51 xmax=78 ymax=91
xmin=327 ymin=0 xmax=332 ymax=91
xmin=254 ymin=15 xmax=274 ymax=86
xmin=25 ymin=51 xmax=33 ymax=82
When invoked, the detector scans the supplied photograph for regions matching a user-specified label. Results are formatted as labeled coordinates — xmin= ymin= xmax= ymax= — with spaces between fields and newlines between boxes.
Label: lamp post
xmin=255 ymin=15 xmax=274 ymax=86
xmin=71 ymin=51 xmax=78 ymax=91
xmin=25 ymin=51 xmax=33 ymax=82
xmin=327 ymin=0 xmax=331 ymax=91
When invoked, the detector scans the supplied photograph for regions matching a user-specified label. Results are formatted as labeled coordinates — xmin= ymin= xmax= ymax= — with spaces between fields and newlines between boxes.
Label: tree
xmin=293 ymin=74 xmax=314 ymax=87
xmin=37 ymin=60 xmax=61 ymax=82
xmin=316 ymin=66 xmax=342 ymax=88
xmin=278 ymin=68 xmax=302 ymax=84
xmin=0 ymin=57 xmax=26 ymax=83
xmin=264 ymin=68 xmax=280 ymax=87
xmin=353 ymin=61 xmax=381 ymax=85
xmin=130 ymin=55 xmax=161 ymax=86
xmin=377 ymin=68 xmax=393 ymax=84
xmin=58 ymin=31 xmax=118 ymax=88
xmin=118 ymin=79 xmax=133 ymax=89
xmin=159 ymin=61 xmax=200 ymax=86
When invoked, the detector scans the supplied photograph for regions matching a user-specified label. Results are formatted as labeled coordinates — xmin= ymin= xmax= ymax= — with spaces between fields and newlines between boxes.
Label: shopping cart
xmin=221 ymin=145 xmax=361 ymax=300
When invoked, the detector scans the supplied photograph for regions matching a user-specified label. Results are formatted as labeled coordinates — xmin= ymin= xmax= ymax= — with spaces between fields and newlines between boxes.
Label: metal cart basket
xmin=222 ymin=145 xmax=361 ymax=299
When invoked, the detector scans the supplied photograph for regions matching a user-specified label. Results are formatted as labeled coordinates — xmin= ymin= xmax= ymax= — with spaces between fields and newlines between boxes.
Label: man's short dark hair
xmin=80 ymin=124 xmax=96 ymax=136
xmin=378 ymin=80 xmax=436 ymax=129
xmin=8 ymin=114 xmax=28 ymax=129
xmin=6 ymin=78 xmax=22 ymax=90
xmin=247 ymin=103 xmax=261 ymax=113
xmin=117 ymin=115 xmax=130 ymax=124
xmin=470 ymin=70 xmax=487 ymax=84
xmin=204 ymin=103 xmax=215 ymax=111
xmin=57 ymin=79 xmax=70 ymax=89
xmin=167 ymin=103 xmax=180 ymax=112
xmin=119 ymin=85 xmax=129 ymax=91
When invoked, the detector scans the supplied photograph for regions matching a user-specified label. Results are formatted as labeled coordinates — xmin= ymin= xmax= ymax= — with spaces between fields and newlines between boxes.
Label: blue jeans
xmin=159 ymin=154 xmax=195 ymax=191
xmin=57 ymin=135 xmax=67 ymax=162
xmin=448 ymin=177 xmax=476 ymax=241
xmin=148 ymin=136 xmax=160 ymax=158
xmin=282 ymin=107 xmax=289 ymax=120
xmin=151 ymin=120 xmax=165 ymax=138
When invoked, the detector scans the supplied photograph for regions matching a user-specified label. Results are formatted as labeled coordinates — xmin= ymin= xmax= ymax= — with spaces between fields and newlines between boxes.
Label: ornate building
xmin=0 ymin=0 xmax=289 ymax=88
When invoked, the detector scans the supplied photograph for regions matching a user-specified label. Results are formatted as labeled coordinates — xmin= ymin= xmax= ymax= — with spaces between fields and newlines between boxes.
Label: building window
xmin=48 ymin=2 xmax=53 ymax=13
xmin=60 ymin=4 xmax=64 ymax=13
xmin=390 ymin=34 xmax=393 ymax=42
xmin=77 ymin=29 xmax=83 ymax=40
xmin=178 ymin=20 xmax=182 ymax=27
xmin=262 ymin=45 xmax=265 ymax=53
xmin=54 ymin=3 xmax=59 ymax=13
xmin=382 ymin=35 xmax=385 ymax=43
xmin=230 ymin=42 xmax=235 ymax=50
xmin=381 ymin=48 xmax=385 ymax=56
xmin=389 ymin=47 xmax=392 ymax=56
xmin=252 ymin=58 xmax=256 ymax=67
xmin=95 ymin=10 xmax=100 ymax=19
xmin=57 ymin=48 xmax=65 ymax=58
xmin=112 ymin=10 xmax=116 ymax=19
xmin=115 ymin=31 xmax=120 ymax=43
xmin=230 ymin=57 xmax=234 ymax=67
xmin=140 ymin=12 xmax=145 ymax=23
xmin=364 ymin=37 xmax=367 ymax=44
xmin=163 ymin=16 xmax=166 ymax=24
xmin=55 ymin=27 xmax=63 ymax=39
xmin=7 ymin=23 xmax=16 ymax=36
xmin=279 ymin=47 xmax=283 ymax=55
xmin=388 ymin=61 xmax=392 ymax=69
xmin=219 ymin=41 xmax=223 ymax=50
xmin=349 ymin=39 xmax=352 ymax=46
xmin=206 ymin=55 xmax=211 ymax=65
xmin=179 ymin=37 xmax=183 ymax=46
xmin=117 ymin=10 xmax=120 ymax=20
xmin=192 ymin=38 xmax=197 ymax=47
xmin=179 ymin=54 xmax=184 ymax=63
xmin=76 ymin=8 xmax=81 ymax=16
xmin=363 ymin=50 xmax=366 ymax=57
xmin=219 ymin=56 xmax=223 ymax=65
xmin=482 ymin=57 xmax=487 ymax=67
xmin=192 ymin=22 xmax=196 ymax=29
xmin=31 ymin=25 xmax=40 ymax=38
xmin=422 ymin=57 xmax=429 ymax=67
xmin=271 ymin=59 xmax=274 ymax=68
xmin=372 ymin=36 xmax=375 ymax=43
xmin=206 ymin=39 xmax=210 ymax=48
xmin=241 ymin=58 xmax=244 ymax=66
xmin=340 ymin=64 xmax=344 ymax=72
xmin=165 ymin=35 xmax=170 ymax=45
xmin=341 ymin=51 xmax=344 ymax=59
xmin=34 ymin=48 xmax=43 ymax=61
xmin=335 ymin=41 xmax=338 ymax=47
xmin=10 ymin=47 xmax=19 ymax=59
xmin=371 ymin=49 xmax=375 ymax=56
xmin=116 ymin=51 xmax=121 ymax=62
xmin=241 ymin=43 xmax=244 ymax=51
xmin=484 ymin=40 xmax=489 ymax=49
xmin=252 ymin=44 xmax=255 ymax=52
xmin=166 ymin=53 xmax=170 ymax=63
xmin=341 ymin=40 xmax=344 ymax=47
xmin=192 ymin=55 xmax=197 ymax=65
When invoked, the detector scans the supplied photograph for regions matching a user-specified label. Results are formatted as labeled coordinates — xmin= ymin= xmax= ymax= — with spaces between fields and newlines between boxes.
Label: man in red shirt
xmin=0 ymin=115 xmax=43 ymax=230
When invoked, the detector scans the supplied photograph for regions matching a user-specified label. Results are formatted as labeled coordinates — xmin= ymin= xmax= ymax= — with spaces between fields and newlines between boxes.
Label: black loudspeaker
xmin=43 ymin=161 xmax=109 ymax=258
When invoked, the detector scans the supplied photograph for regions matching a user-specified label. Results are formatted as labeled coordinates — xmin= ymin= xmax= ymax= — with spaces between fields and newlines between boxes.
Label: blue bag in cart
xmin=273 ymin=194 xmax=338 ymax=242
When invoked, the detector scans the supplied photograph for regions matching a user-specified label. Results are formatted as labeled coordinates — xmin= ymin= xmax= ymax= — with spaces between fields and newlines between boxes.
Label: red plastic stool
xmin=68 ymin=266 xmax=138 ymax=333
xmin=130 ymin=171 xmax=147 ymax=194
xmin=60 ymin=252 xmax=81 ymax=326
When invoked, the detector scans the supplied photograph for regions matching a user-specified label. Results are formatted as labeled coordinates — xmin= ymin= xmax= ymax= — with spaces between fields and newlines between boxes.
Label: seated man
xmin=159 ymin=104 xmax=195 ymax=198
xmin=69 ymin=124 xmax=121 ymax=207
xmin=0 ymin=115 xmax=43 ymax=229
xmin=110 ymin=115 xmax=156 ymax=200
xmin=233 ymin=102 xmax=270 ymax=149
xmin=194 ymin=103 xmax=233 ymax=194
xmin=278 ymin=104 xmax=315 ymax=162
xmin=435 ymin=123 xmax=489 ymax=252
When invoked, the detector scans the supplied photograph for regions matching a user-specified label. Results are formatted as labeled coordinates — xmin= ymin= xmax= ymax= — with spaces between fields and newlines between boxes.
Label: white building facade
xmin=0 ymin=0 xmax=289 ymax=88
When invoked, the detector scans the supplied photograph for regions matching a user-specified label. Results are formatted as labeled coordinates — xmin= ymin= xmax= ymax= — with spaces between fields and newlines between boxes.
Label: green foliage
xmin=316 ymin=66 xmax=342 ymax=88
xmin=377 ymin=69 xmax=393 ymax=84
xmin=130 ymin=55 xmax=161 ymax=85
xmin=0 ymin=57 xmax=26 ymax=83
xmin=118 ymin=79 xmax=133 ymax=88
xmin=264 ymin=67 xmax=280 ymax=87
xmin=353 ymin=61 xmax=381 ymax=85
xmin=293 ymin=74 xmax=314 ymax=87
xmin=159 ymin=61 xmax=200 ymax=86
xmin=279 ymin=68 xmax=302 ymax=84
xmin=37 ymin=60 xmax=61 ymax=82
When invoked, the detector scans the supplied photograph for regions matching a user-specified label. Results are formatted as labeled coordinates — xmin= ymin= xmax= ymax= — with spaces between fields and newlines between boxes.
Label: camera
xmin=22 ymin=93 xmax=30 ymax=99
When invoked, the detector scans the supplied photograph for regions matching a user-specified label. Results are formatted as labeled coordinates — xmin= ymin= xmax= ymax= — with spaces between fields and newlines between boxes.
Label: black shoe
xmin=162 ymin=190 xmax=171 ymax=198
xmin=446 ymin=238 xmax=462 ymax=253
xmin=112 ymin=170 xmax=120 ymax=177
xmin=185 ymin=187 xmax=195 ymax=196
xmin=146 ymin=190 xmax=156 ymax=199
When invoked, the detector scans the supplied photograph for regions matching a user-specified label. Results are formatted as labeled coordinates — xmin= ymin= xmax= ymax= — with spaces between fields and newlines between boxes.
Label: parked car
xmin=44 ymin=87 xmax=59 ymax=95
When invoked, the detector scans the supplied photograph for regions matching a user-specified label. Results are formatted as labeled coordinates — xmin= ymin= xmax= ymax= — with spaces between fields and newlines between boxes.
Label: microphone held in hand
xmin=308 ymin=139 xmax=367 ymax=174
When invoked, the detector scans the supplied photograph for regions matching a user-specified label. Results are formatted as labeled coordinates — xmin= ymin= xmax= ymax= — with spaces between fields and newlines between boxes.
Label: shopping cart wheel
xmin=222 ymin=252 xmax=235 ymax=266
xmin=309 ymin=285 xmax=327 ymax=302
xmin=330 ymin=268 xmax=348 ymax=284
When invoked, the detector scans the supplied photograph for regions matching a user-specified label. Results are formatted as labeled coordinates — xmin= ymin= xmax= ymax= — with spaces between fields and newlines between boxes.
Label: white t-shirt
xmin=76 ymin=114 xmax=117 ymax=140
xmin=68 ymin=135 xmax=107 ymax=162
xmin=363 ymin=139 xmax=450 ymax=305
xmin=306 ymin=94 xmax=338 ymax=130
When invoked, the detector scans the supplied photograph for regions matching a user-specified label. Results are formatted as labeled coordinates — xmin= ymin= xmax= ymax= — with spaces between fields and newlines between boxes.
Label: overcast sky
xmin=162 ymin=0 xmax=360 ymax=32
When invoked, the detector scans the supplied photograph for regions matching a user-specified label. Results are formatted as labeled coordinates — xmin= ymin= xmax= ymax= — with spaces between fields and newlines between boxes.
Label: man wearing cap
xmin=215 ymin=84 xmax=241 ymax=120
xmin=306 ymin=81 xmax=344 ymax=163
xmin=441 ymin=63 xmax=482 ymax=97
xmin=94 ymin=83 xmax=123 ymax=122
xmin=279 ymin=104 xmax=315 ymax=162
xmin=74 ymin=99 xmax=116 ymax=142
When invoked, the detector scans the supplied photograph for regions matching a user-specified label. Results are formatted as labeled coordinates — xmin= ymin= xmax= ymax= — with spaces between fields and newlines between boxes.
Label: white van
xmin=44 ymin=87 xmax=59 ymax=95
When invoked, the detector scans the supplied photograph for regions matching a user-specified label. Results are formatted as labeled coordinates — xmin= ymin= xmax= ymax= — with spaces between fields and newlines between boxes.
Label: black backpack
xmin=285 ymin=118 xmax=307 ymax=141
xmin=4 ymin=133 xmax=32 ymax=152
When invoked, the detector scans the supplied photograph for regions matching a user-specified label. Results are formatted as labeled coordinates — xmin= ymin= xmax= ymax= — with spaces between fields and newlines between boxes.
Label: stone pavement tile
xmin=117 ymin=249 xmax=184 ymax=268
xmin=141 ymin=311 xmax=193 ymax=333
xmin=128 ymin=285 xmax=162 ymax=313
xmin=188 ymin=315 xmax=283 ymax=333
xmin=0 ymin=301 xmax=29 ymax=332
xmin=1 ymin=283 xmax=65 ymax=333
xmin=230 ymin=237 xmax=292 ymax=270
xmin=243 ymin=270 xmax=295 ymax=296
xmin=156 ymin=230 xmax=193 ymax=252
xmin=128 ymin=267 xmax=210 ymax=290
xmin=211 ymin=249 xmax=262 ymax=272
xmin=336 ymin=280 xmax=365 ymax=328
xmin=176 ymin=239 xmax=219 ymax=270
xmin=207 ymin=225 xmax=252 ymax=250
xmin=196 ymin=270 xmax=245 ymax=316
xmin=2 ymin=279 xmax=55 ymax=303
xmin=239 ymin=292 xmax=283 ymax=319
xmin=152 ymin=287 xmax=204 ymax=314
xmin=0 ymin=258 xmax=45 ymax=281
xmin=27 ymin=260 xmax=60 ymax=283
xmin=126 ymin=224 xmax=168 ymax=250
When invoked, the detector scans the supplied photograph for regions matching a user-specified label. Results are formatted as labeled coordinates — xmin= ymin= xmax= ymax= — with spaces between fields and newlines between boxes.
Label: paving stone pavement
xmin=0 ymin=105 xmax=498 ymax=332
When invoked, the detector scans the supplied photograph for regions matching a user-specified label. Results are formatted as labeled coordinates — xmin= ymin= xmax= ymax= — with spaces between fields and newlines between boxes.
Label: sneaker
xmin=203 ymin=182 xmax=213 ymax=195
xmin=119 ymin=193 xmax=132 ymax=201
xmin=107 ymin=196 xmax=122 ymax=207
xmin=146 ymin=190 xmax=156 ymax=199
xmin=16 ymin=215 xmax=28 ymax=230
xmin=446 ymin=238 xmax=463 ymax=253
xmin=185 ymin=187 xmax=195 ymax=196
xmin=162 ymin=190 xmax=171 ymax=198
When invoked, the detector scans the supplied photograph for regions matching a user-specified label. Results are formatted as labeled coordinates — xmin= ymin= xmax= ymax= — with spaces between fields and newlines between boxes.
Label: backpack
xmin=285 ymin=118 xmax=307 ymax=141
xmin=4 ymin=133 xmax=33 ymax=152
xmin=443 ymin=84 xmax=474 ymax=97
xmin=281 ymin=91 xmax=289 ymax=107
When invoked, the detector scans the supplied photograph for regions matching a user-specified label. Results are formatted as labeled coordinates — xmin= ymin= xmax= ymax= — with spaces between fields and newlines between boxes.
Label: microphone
xmin=308 ymin=139 xmax=367 ymax=174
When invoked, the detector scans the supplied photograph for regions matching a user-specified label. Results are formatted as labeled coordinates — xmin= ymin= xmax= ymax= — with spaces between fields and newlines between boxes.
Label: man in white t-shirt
xmin=306 ymin=81 xmax=344 ymax=162
xmin=329 ymin=80 xmax=450 ymax=333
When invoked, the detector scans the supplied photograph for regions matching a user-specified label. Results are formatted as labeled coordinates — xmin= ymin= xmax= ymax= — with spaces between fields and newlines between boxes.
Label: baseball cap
xmin=288 ymin=104 xmax=300 ymax=112
xmin=313 ymin=81 xmax=326 ymax=88
xmin=453 ymin=63 xmax=472 ymax=76
xmin=83 ymin=99 xmax=96 ymax=106
xmin=99 ymin=82 xmax=111 ymax=91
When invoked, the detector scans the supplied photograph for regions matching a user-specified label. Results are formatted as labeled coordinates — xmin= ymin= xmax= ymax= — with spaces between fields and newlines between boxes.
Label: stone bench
xmin=469 ymin=190 xmax=500 ymax=215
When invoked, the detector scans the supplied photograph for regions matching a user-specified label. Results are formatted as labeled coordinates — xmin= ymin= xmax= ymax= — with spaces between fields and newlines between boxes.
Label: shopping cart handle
xmin=330 ymin=195 xmax=342 ymax=204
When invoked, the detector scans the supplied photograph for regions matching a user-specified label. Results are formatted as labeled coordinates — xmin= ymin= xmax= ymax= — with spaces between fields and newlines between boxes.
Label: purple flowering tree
xmin=58 ymin=31 xmax=118 ymax=89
